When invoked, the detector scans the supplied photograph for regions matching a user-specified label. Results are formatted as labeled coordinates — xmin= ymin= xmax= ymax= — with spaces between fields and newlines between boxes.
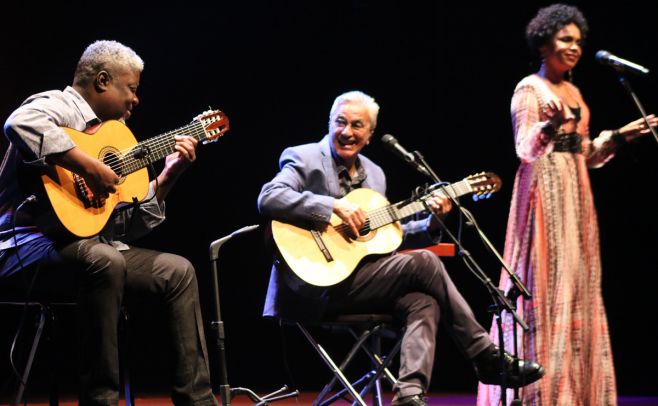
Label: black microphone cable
xmin=4 ymin=194 xmax=41 ymax=400
xmin=114 ymin=160 xmax=159 ymax=240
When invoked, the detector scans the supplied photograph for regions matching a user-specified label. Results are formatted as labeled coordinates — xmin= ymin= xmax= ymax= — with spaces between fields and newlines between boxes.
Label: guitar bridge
xmin=73 ymin=174 xmax=105 ymax=209
xmin=311 ymin=229 xmax=333 ymax=262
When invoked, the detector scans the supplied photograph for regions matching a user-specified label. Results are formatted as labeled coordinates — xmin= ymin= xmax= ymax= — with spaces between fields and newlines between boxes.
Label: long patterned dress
xmin=477 ymin=74 xmax=618 ymax=406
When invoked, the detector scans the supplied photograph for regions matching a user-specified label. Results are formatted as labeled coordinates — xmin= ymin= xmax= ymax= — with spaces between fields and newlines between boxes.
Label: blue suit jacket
xmin=258 ymin=134 xmax=438 ymax=320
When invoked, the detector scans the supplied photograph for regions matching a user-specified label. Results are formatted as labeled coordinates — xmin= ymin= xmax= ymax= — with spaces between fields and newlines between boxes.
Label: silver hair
xmin=329 ymin=90 xmax=380 ymax=129
xmin=73 ymin=40 xmax=144 ymax=85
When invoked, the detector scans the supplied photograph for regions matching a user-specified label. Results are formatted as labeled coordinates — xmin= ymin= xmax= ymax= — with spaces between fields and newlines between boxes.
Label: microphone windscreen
xmin=381 ymin=134 xmax=396 ymax=145
xmin=595 ymin=50 xmax=610 ymax=61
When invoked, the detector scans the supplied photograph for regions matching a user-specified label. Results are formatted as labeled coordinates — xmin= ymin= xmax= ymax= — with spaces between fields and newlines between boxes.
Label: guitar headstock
xmin=466 ymin=172 xmax=502 ymax=201
xmin=194 ymin=110 xmax=230 ymax=143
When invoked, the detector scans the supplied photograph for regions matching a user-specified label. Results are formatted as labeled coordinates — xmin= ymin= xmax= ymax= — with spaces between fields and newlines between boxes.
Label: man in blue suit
xmin=258 ymin=91 xmax=543 ymax=405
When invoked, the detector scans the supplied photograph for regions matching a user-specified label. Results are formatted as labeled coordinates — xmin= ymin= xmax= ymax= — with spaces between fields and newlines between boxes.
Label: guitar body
xmin=41 ymin=121 xmax=149 ymax=237
xmin=271 ymin=188 xmax=403 ymax=287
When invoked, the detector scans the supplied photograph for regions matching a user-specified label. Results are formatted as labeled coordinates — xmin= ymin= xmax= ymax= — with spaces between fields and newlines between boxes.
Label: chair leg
xmin=119 ymin=308 xmax=135 ymax=406
xmin=370 ymin=334 xmax=384 ymax=406
xmin=11 ymin=304 xmax=48 ymax=406
xmin=296 ymin=323 xmax=367 ymax=406
xmin=355 ymin=334 xmax=402 ymax=406
xmin=46 ymin=306 xmax=59 ymax=406
xmin=316 ymin=325 xmax=378 ymax=404
xmin=349 ymin=328 xmax=399 ymax=386
xmin=372 ymin=379 xmax=383 ymax=406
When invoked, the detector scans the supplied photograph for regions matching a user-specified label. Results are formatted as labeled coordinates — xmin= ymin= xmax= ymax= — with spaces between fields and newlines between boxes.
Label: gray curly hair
xmin=73 ymin=40 xmax=144 ymax=86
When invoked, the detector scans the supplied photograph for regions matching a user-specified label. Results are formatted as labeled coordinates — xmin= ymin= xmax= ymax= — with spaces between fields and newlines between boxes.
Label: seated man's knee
xmin=165 ymin=254 xmax=197 ymax=287
xmin=78 ymin=241 xmax=127 ymax=288
xmin=407 ymin=250 xmax=448 ymax=279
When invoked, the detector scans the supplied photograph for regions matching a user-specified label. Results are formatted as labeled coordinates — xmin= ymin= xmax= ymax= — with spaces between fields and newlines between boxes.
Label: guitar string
xmin=103 ymin=123 xmax=205 ymax=171
xmin=333 ymin=201 xmax=431 ymax=236
xmin=119 ymin=124 xmax=207 ymax=174
xmin=330 ymin=181 xmax=475 ymax=236
xmin=100 ymin=121 xmax=211 ymax=175
xmin=119 ymin=119 xmax=227 ymax=172
xmin=332 ymin=202 xmax=423 ymax=235
xmin=99 ymin=110 xmax=229 ymax=172
xmin=74 ymin=122 xmax=205 ymax=199
xmin=333 ymin=205 xmax=392 ymax=236
xmin=100 ymin=122 xmax=203 ymax=170
xmin=326 ymin=179 xmax=501 ymax=238
xmin=333 ymin=202 xmax=416 ymax=236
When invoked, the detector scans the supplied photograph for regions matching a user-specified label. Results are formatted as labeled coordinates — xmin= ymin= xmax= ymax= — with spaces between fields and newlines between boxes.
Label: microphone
xmin=381 ymin=134 xmax=415 ymax=163
xmin=595 ymin=50 xmax=649 ymax=76
xmin=380 ymin=134 xmax=431 ymax=177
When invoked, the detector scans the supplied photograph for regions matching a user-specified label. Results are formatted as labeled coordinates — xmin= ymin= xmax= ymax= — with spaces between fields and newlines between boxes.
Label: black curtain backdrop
xmin=1 ymin=0 xmax=656 ymax=398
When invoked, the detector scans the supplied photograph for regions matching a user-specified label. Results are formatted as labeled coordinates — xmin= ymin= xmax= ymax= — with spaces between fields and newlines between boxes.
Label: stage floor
xmin=15 ymin=392 xmax=658 ymax=405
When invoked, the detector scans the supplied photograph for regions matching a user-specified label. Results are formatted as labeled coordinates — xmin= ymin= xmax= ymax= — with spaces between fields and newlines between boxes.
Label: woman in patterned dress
xmin=477 ymin=4 xmax=658 ymax=405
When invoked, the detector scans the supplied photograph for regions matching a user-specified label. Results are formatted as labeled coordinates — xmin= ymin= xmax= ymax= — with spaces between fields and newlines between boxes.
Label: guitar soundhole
xmin=100 ymin=147 xmax=124 ymax=180
xmin=337 ymin=220 xmax=377 ymax=242
xmin=355 ymin=228 xmax=377 ymax=242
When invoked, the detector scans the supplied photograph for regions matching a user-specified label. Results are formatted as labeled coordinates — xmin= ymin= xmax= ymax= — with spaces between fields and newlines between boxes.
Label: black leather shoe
xmin=473 ymin=345 xmax=545 ymax=388
xmin=391 ymin=394 xmax=428 ymax=406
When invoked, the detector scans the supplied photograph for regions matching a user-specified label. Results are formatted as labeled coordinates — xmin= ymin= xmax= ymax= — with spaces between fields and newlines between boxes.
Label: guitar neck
xmin=121 ymin=121 xmax=207 ymax=175
xmin=366 ymin=180 xmax=471 ymax=230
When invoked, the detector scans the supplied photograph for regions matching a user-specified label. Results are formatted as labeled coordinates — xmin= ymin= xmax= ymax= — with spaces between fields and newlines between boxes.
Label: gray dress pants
xmin=1 ymin=237 xmax=217 ymax=406
xmin=326 ymin=250 xmax=491 ymax=397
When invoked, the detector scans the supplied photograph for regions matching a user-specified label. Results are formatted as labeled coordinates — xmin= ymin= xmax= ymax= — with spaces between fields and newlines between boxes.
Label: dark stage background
xmin=1 ymin=1 xmax=657 ymax=399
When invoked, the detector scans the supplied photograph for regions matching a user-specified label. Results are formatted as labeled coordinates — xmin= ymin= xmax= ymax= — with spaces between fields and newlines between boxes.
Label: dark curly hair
xmin=526 ymin=4 xmax=588 ymax=57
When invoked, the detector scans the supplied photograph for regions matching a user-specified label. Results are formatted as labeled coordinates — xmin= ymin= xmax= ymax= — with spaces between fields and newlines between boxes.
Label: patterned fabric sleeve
xmin=511 ymin=83 xmax=555 ymax=162
xmin=584 ymin=130 xmax=616 ymax=168
xmin=567 ymin=84 xmax=617 ymax=168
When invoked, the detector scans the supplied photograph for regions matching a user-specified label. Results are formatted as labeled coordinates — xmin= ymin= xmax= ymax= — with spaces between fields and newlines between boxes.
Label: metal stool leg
xmin=11 ymin=303 xmax=48 ymax=406
xmin=316 ymin=325 xmax=378 ymax=405
xmin=119 ymin=308 xmax=135 ymax=406
xmin=296 ymin=323 xmax=367 ymax=406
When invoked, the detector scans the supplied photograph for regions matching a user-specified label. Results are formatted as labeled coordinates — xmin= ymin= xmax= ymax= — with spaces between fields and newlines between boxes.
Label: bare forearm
xmin=47 ymin=146 xmax=101 ymax=175
xmin=152 ymin=167 xmax=183 ymax=203
xmin=47 ymin=147 xmax=119 ymax=195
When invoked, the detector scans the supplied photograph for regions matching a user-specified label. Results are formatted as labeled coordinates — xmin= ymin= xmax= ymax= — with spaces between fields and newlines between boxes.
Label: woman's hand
xmin=545 ymin=99 xmax=577 ymax=133
xmin=616 ymin=114 xmax=658 ymax=142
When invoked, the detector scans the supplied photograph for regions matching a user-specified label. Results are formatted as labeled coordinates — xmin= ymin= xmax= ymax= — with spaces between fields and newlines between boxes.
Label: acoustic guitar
xmin=271 ymin=172 xmax=501 ymax=287
xmin=38 ymin=110 xmax=229 ymax=237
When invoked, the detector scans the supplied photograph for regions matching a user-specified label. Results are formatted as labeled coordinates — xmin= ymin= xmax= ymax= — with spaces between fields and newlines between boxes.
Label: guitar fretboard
xmin=119 ymin=121 xmax=208 ymax=175
xmin=361 ymin=180 xmax=472 ymax=231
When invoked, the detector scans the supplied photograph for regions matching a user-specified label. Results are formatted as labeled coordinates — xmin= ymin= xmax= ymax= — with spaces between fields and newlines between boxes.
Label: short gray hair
xmin=74 ymin=40 xmax=144 ymax=85
xmin=329 ymin=90 xmax=380 ymax=130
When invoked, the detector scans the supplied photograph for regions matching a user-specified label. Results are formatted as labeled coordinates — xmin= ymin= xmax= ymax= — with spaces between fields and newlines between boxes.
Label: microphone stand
xmin=411 ymin=150 xmax=531 ymax=406
xmin=209 ymin=225 xmax=299 ymax=406
xmin=615 ymin=72 xmax=658 ymax=144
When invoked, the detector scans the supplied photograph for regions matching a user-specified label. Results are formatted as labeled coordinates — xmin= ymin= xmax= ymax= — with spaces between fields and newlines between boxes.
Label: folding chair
xmin=288 ymin=313 xmax=404 ymax=406
xmin=284 ymin=243 xmax=456 ymax=406
xmin=0 ymin=300 xmax=134 ymax=406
